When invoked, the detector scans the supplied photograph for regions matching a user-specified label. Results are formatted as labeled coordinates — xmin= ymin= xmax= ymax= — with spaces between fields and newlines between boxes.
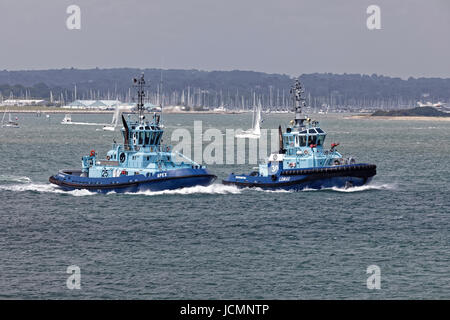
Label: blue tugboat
xmin=50 ymin=74 xmax=216 ymax=193
xmin=223 ymin=79 xmax=376 ymax=190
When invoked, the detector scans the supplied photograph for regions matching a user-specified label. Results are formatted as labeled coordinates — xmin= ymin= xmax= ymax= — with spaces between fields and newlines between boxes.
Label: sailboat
xmin=102 ymin=106 xmax=120 ymax=131
xmin=235 ymin=99 xmax=262 ymax=139
xmin=61 ymin=114 xmax=72 ymax=124
xmin=1 ymin=110 xmax=19 ymax=128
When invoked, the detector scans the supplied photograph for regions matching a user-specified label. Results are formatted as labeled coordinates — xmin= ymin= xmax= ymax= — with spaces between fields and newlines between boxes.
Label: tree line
xmin=0 ymin=68 xmax=449 ymax=110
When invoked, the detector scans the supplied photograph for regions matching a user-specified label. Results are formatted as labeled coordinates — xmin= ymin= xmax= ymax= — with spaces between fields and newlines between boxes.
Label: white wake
xmin=0 ymin=175 xmax=394 ymax=197
xmin=328 ymin=183 xmax=397 ymax=193
xmin=0 ymin=180 xmax=95 ymax=197
xmin=0 ymin=174 xmax=32 ymax=184
xmin=126 ymin=183 xmax=242 ymax=196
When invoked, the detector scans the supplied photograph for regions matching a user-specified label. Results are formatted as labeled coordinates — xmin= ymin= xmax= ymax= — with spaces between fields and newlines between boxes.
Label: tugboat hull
xmin=222 ymin=164 xmax=376 ymax=191
xmin=49 ymin=168 xmax=217 ymax=193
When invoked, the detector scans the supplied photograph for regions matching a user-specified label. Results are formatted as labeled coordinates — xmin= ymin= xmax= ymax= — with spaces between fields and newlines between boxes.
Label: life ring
xmin=273 ymin=154 xmax=278 ymax=160
xmin=106 ymin=155 xmax=110 ymax=160
xmin=304 ymin=150 xmax=309 ymax=155
xmin=90 ymin=150 xmax=95 ymax=157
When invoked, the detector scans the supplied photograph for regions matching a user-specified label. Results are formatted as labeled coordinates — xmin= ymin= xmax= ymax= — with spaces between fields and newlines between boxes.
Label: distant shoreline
xmin=0 ymin=106 xmax=246 ymax=115
xmin=349 ymin=115 xmax=450 ymax=121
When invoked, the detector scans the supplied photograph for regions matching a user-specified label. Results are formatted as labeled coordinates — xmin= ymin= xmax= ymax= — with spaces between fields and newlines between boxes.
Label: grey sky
xmin=0 ymin=0 xmax=449 ymax=78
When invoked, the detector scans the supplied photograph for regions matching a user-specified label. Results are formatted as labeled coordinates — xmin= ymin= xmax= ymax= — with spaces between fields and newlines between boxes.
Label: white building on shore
xmin=63 ymin=100 xmax=121 ymax=110
xmin=0 ymin=99 xmax=47 ymax=106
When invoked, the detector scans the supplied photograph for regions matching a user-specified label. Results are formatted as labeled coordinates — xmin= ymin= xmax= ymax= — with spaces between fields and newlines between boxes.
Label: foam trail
xmin=0 ymin=183 xmax=95 ymax=196
xmin=253 ymin=187 xmax=291 ymax=193
xmin=126 ymin=184 xmax=242 ymax=196
xmin=0 ymin=175 xmax=32 ymax=184
xmin=328 ymin=183 xmax=397 ymax=193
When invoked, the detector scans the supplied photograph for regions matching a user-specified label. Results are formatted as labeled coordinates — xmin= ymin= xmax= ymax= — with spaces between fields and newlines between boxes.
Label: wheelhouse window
xmin=150 ymin=133 xmax=156 ymax=145
xmin=145 ymin=132 xmax=150 ymax=145
xmin=317 ymin=135 xmax=325 ymax=146
xmin=155 ymin=132 xmax=162 ymax=145
xmin=288 ymin=136 xmax=294 ymax=145
xmin=299 ymin=135 xmax=307 ymax=147
xmin=308 ymin=134 xmax=317 ymax=145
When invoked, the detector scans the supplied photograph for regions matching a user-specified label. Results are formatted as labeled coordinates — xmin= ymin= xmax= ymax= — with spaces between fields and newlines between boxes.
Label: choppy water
xmin=0 ymin=112 xmax=448 ymax=299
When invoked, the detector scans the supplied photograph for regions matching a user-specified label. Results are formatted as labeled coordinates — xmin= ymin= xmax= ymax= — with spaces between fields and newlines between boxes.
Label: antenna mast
xmin=159 ymin=68 xmax=164 ymax=122
xmin=133 ymin=73 xmax=146 ymax=124
xmin=290 ymin=79 xmax=306 ymax=128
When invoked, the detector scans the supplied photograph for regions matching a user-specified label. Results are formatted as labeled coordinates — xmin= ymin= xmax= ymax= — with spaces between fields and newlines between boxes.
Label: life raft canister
xmin=90 ymin=150 xmax=95 ymax=157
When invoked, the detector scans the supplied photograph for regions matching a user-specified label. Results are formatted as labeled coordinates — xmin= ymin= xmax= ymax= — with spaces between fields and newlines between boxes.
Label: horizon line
xmin=1 ymin=67 xmax=449 ymax=81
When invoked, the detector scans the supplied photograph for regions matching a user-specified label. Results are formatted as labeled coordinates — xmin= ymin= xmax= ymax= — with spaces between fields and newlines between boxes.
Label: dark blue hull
xmin=223 ymin=164 xmax=376 ymax=191
xmin=49 ymin=168 xmax=216 ymax=193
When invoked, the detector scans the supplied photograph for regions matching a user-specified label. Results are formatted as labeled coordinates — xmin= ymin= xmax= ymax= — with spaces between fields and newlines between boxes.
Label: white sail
xmin=1 ymin=109 xmax=7 ymax=124
xmin=111 ymin=107 xmax=119 ymax=126
xmin=235 ymin=99 xmax=262 ymax=139
xmin=253 ymin=100 xmax=262 ymax=136
xmin=102 ymin=106 xmax=122 ymax=131
xmin=61 ymin=114 xmax=72 ymax=124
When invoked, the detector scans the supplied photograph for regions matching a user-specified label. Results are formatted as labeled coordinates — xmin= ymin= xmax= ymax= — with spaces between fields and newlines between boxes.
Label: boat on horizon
xmin=61 ymin=113 xmax=109 ymax=126
xmin=223 ymin=79 xmax=376 ymax=191
xmin=50 ymin=74 xmax=216 ymax=193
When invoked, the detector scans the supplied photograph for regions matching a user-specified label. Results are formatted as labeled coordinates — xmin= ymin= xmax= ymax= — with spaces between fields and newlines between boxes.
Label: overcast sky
xmin=0 ymin=0 xmax=449 ymax=78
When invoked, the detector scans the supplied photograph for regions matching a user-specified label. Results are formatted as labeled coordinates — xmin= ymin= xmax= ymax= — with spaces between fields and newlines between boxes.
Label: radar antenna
xmin=290 ymin=79 xmax=307 ymax=128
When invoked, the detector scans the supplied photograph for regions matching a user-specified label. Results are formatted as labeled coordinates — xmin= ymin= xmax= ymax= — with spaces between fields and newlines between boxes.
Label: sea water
xmin=0 ymin=113 xmax=448 ymax=299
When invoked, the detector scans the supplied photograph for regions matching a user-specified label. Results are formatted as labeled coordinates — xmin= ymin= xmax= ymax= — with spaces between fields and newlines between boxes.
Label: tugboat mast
xmin=290 ymin=79 xmax=307 ymax=129
xmin=133 ymin=73 xmax=146 ymax=124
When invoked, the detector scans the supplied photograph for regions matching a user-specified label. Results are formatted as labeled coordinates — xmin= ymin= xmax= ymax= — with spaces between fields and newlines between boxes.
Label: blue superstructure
xmin=50 ymin=74 xmax=216 ymax=193
xmin=223 ymin=79 xmax=376 ymax=190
